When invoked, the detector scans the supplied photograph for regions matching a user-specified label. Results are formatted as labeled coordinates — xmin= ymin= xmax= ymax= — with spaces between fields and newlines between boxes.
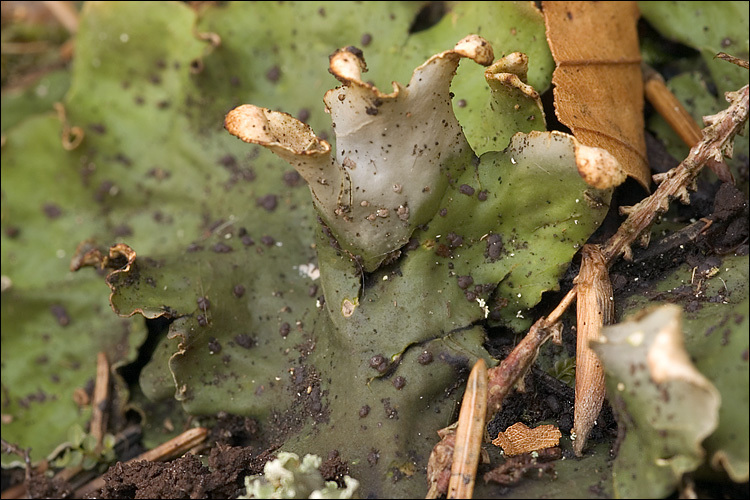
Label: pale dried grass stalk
xmin=90 ymin=352 xmax=110 ymax=447
xmin=446 ymin=359 xmax=487 ymax=499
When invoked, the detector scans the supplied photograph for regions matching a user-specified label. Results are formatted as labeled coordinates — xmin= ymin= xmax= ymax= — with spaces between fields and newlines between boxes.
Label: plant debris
xmin=491 ymin=422 xmax=562 ymax=457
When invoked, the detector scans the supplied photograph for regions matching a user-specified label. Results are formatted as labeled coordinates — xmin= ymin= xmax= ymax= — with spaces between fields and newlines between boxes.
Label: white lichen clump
xmin=225 ymin=35 xmax=494 ymax=271
xmin=239 ymin=452 xmax=359 ymax=499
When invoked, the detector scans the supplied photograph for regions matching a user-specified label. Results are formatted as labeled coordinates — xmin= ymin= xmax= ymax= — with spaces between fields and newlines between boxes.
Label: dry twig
xmin=41 ymin=1 xmax=79 ymax=34
xmin=643 ymin=63 xmax=733 ymax=183
xmin=604 ymin=83 xmax=748 ymax=263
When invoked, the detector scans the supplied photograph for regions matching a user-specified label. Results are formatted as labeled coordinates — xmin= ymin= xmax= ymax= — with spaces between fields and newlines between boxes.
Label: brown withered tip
xmin=328 ymin=46 xmax=369 ymax=84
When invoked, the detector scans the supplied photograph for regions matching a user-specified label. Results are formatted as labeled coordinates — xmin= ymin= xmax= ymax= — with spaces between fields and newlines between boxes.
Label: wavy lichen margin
xmin=225 ymin=35 xmax=494 ymax=271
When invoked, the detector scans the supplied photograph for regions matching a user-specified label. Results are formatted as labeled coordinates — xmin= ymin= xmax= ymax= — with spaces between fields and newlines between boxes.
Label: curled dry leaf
xmin=572 ymin=244 xmax=613 ymax=456
xmin=225 ymin=35 xmax=494 ymax=271
xmin=492 ymin=422 xmax=562 ymax=457
xmin=543 ymin=1 xmax=649 ymax=190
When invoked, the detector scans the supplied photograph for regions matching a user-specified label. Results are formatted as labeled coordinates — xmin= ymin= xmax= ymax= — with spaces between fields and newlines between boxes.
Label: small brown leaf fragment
xmin=572 ymin=244 xmax=612 ymax=456
xmin=491 ymin=422 xmax=562 ymax=457
xmin=543 ymin=1 xmax=649 ymax=190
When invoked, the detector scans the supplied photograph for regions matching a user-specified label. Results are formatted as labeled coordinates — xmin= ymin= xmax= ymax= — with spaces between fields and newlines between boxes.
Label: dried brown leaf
xmin=491 ymin=422 xmax=561 ymax=457
xmin=543 ymin=1 xmax=650 ymax=190
xmin=572 ymin=244 xmax=613 ymax=456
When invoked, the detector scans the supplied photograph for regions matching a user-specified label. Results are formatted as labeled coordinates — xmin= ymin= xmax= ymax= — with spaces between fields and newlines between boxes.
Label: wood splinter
xmin=572 ymin=244 xmax=613 ymax=456
xmin=446 ymin=358 xmax=487 ymax=499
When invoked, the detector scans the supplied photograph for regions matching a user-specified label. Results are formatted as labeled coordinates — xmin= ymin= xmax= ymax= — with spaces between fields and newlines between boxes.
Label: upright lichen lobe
xmin=225 ymin=35 xmax=494 ymax=271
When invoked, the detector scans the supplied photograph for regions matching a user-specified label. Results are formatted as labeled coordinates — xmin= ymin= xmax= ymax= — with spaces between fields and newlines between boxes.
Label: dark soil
xmin=93 ymin=445 xmax=272 ymax=499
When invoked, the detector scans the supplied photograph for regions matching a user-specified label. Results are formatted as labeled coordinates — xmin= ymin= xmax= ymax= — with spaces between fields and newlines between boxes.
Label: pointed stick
xmin=572 ymin=245 xmax=613 ymax=456
xmin=447 ymin=359 xmax=487 ymax=499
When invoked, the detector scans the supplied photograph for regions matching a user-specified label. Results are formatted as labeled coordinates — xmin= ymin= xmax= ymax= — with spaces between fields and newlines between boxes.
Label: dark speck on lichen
xmin=370 ymin=354 xmax=386 ymax=368
xmin=283 ymin=170 xmax=303 ymax=187
xmin=257 ymin=194 xmax=278 ymax=212
xmin=233 ymin=284 xmax=246 ymax=298
xmin=208 ymin=337 xmax=221 ymax=353
xmin=485 ymin=233 xmax=504 ymax=262
xmin=446 ymin=232 xmax=463 ymax=248
xmin=459 ymin=184 xmax=475 ymax=196
xmin=50 ymin=304 xmax=70 ymax=326
xmin=242 ymin=235 xmax=255 ymax=246
xmin=212 ymin=242 xmax=233 ymax=253
xmin=90 ymin=123 xmax=107 ymax=134
xmin=457 ymin=275 xmax=474 ymax=290
xmin=235 ymin=334 xmax=255 ymax=349
xmin=197 ymin=296 xmax=210 ymax=310
xmin=417 ymin=350 xmax=433 ymax=365
xmin=261 ymin=235 xmax=275 ymax=246
xmin=266 ymin=65 xmax=281 ymax=83
xmin=43 ymin=203 xmax=63 ymax=219
xmin=435 ymin=244 xmax=451 ymax=258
